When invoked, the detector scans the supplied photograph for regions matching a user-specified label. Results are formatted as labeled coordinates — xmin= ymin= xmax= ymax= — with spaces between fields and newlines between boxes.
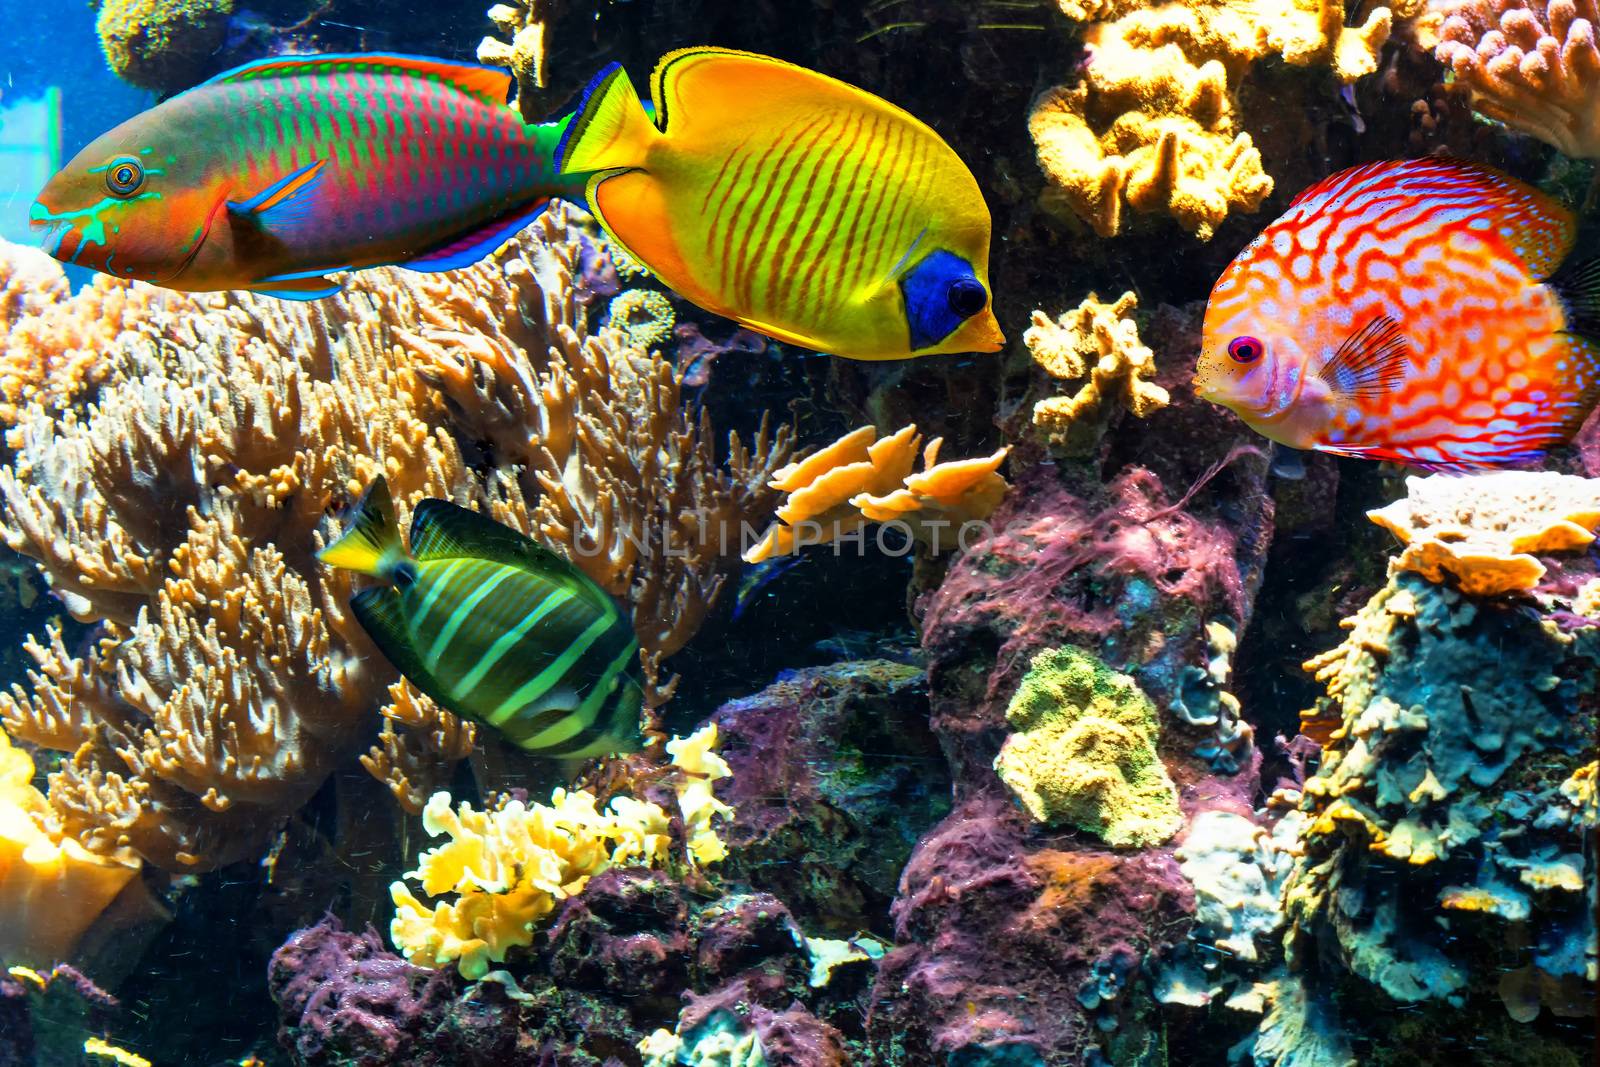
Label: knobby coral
xmin=1 ymin=724 xmax=140 ymax=966
xmin=478 ymin=0 xmax=558 ymax=122
xmin=1422 ymin=0 xmax=1600 ymax=158
xmin=993 ymin=645 xmax=1182 ymax=848
xmin=389 ymin=725 xmax=732 ymax=979
xmin=0 ymin=204 xmax=787 ymax=870
xmin=1366 ymin=470 xmax=1600 ymax=596
xmin=1032 ymin=0 xmax=1393 ymax=237
xmin=96 ymin=0 xmax=235 ymax=93
xmin=1025 ymin=290 xmax=1169 ymax=454
xmin=743 ymin=425 xmax=1009 ymax=562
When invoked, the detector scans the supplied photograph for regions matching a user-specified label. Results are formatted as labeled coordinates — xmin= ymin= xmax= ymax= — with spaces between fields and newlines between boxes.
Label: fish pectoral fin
xmin=228 ymin=159 xmax=328 ymax=231
xmin=1317 ymin=315 xmax=1413 ymax=402
xmin=401 ymin=199 xmax=552 ymax=273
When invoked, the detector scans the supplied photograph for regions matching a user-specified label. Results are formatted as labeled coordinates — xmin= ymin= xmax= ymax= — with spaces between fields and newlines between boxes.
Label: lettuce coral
xmin=744 ymin=425 xmax=1009 ymax=562
xmin=993 ymin=645 xmax=1182 ymax=848
xmin=1422 ymin=0 xmax=1600 ymax=158
xmin=390 ymin=725 xmax=733 ymax=979
xmin=1366 ymin=470 xmax=1600 ymax=597
xmin=1031 ymin=0 xmax=1394 ymax=238
xmin=0 ymin=725 xmax=140 ymax=966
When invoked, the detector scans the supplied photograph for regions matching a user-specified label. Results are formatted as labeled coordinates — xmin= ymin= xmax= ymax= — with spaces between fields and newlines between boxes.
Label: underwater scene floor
xmin=0 ymin=0 xmax=1597 ymax=1065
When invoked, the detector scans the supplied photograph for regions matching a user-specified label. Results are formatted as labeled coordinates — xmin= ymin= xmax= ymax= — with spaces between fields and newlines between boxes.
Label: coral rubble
xmin=1025 ymin=291 xmax=1169 ymax=454
xmin=744 ymin=425 xmax=1009 ymax=562
xmin=1422 ymin=0 xmax=1600 ymax=158
xmin=993 ymin=645 xmax=1182 ymax=847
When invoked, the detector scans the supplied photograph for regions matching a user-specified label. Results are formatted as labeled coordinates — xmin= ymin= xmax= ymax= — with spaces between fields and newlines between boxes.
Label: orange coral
xmin=743 ymin=425 xmax=1009 ymax=562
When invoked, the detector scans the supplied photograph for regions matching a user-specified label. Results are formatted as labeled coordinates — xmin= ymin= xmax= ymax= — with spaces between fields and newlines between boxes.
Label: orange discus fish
xmin=1195 ymin=157 xmax=1600 ymax=469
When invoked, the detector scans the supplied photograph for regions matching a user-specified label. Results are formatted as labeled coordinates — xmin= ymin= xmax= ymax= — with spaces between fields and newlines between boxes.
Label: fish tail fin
xmin=319 ymin=475 xmax=407 ymax=578
xmin=554 ymin=63 xmax=656 ymax=175
xmin=1550 ymin=253 xmax=1600 ymax=342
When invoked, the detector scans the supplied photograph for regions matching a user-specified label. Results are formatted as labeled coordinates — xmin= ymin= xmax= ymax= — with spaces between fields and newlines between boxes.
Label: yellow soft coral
xmin=993 ymin=646 xmax=1182 ymax=848
xmin=1026 ymin=291 xmax=1169 ymax=453
xmin=1366 ymin=471 xmax=1600 ymax=597
xmin=744 ymin=425 xmax=1009 ymax=562
xmin=391 ymin=725 xmax=732 ymax=978
xmin=1 ymin=726 xmax=140 ymax=966
xmin=1032 ymin=0 xmax=1393 ymax=238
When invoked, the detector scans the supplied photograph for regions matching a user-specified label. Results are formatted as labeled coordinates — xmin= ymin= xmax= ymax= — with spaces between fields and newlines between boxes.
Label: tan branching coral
xmin=0 ymin=204 xmax=785 ymax=870
xmin=1032 ymin=0 xmax=1394 ymax=237
xmin=1421 ymin=0 xmax=1600 ymax=158
xmin=1367 ymin=471 xmax=1600 ymax=596
xmin=478 ymin=0 xmax=558 ymax=121
xmin=743 ymin=425 xmax=1009 ymax=562
xmin=1026 ymin=291 xmax=1168 ymax=454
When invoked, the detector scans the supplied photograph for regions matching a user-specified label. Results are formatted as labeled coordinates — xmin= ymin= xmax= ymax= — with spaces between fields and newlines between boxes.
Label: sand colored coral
xmin=0 ymin=205 xmax=784 ymax=871
xmin=1422 ymin=0 xmax=1600 ymax=158
xmin=96 ymin=0 xmax=234 ymax=92
xmin=1367 ymin=471 xmax=1600 ymax=596
xmin=390 ymin=725 xmax=732 ymax=979
xmin=993 ymin=646 xmax=1182 ymax=848
xmin=478 ymin=0 xmax=558 ymax=121
xmin=744 ymin=426 xmax=1009 ymax=562
xmin=1 ymin=725 xmax=140 ymax=966
xmin=1026 ymin=291 xmax=1169 ymax=454
xmin=1031 ymin=0 xmax=1393 ymax=238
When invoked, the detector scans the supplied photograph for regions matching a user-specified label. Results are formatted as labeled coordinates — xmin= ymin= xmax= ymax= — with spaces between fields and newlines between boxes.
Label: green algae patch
xmin=993 ymin=645 xmax=1181 ymax=848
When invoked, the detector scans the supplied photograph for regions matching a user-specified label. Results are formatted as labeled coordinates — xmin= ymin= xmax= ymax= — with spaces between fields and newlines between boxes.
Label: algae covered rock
xmin=994 ymin=645 xmax=1182 ymax=848
xmin=97 ymin=0 xmax=234 ymax=93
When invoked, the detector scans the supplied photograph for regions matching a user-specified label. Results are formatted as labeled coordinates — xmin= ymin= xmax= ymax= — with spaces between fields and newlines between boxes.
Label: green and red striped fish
xmin=31 ymin=54 xmax=582 ymax=299
xmin=318 ymin=477 xmax=644 ymax=762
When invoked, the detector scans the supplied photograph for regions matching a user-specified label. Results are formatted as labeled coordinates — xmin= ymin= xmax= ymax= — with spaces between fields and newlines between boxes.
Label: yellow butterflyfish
xmin=555 ymin=47 xmax=1005 ymax=361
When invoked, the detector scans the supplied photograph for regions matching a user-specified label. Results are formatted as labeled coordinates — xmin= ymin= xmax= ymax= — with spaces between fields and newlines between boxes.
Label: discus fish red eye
xmin=105 ymin=158 xmax=144 ymax=197
xmin=1227 ymin=336 xmax=1263 ymax=363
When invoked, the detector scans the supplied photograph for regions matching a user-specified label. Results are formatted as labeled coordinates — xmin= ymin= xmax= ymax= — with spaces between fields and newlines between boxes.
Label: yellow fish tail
xmin=556 ymin=63 xmax=658 ymax=175
xmin=318 ymin=475 xmax=407 ymax=578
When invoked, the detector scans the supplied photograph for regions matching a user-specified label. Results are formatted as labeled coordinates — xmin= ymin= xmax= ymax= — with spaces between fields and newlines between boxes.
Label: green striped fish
xmin=318 ymin=477 xmax=644 ymax=761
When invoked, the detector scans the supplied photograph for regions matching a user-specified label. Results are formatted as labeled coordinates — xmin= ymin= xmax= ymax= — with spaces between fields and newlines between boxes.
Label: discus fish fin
xmin=402 ymin=198 xmax=552 ymax=273
xmin=204 ymin=53 xmax=513 ymax=105
xmin=229 ymin=159 xmax=328 ymax=229
xmin=1317 ymin=315 xmax=1413 ymax=401
xmin=555 ymin=62 xmax=657 ymax=175
xmin=319 ymin=476 xmax=406 ymax=577
xmin=408 ymin=499 xmax=614 ymax=612
xmin=1550 ymin=255 xmax=1600 ymax=342
xmin=1546 ymin=333 xmax=1600 ymax=438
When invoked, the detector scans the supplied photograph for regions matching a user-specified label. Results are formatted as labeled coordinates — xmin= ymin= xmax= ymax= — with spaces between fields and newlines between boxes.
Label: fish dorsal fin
xmin=1317 ymin=315 xmax=1413 ymax=402
xmin=350 ymin=587 xmax=462 ymax=714
xmin=203 ymin=53 xmax=513 ymax=106
xmin=649 ymin=47 xmax=908 ymax=138
xmin=407 ymin=500 xmax=614 ymax=611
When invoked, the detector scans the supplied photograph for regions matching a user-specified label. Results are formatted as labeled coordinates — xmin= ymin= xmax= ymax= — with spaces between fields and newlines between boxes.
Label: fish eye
xmin=104 ymin=157 xmax=144 ymax=197
xmin=947 ymin=277 xmax=988 ymax=318
xmin=1227 ymin=336 xmax=1264 ymax=364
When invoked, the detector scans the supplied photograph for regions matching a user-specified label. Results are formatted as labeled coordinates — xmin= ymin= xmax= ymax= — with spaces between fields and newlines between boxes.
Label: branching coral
xmin=1 ymin=725 xmax=140 ymax=966
xmin=478 ymin=0 xmax=558 ymax=122
xmin=1367 ymin=471 xmax=1600 ymax=596
xmin=743 ymin=425 xmax=1009 ymax=562
xmin=1032 ymin=0 xmax=1393 ymax=237
xmin=993 ymin=645 xmax=1182 ymax=848
xmin=0 ymin=204 xmax=784 ymax=870
xmin=389 ymin=724 xmax=732 ymax=979
xmin=1422 ymin=0 xmax=1600 ymax=158
xmin=1025 ymin=291 xmax=1169 ymax=454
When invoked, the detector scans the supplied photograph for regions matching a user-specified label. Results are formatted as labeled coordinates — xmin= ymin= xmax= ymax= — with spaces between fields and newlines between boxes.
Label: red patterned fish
xmin=1195 ymin=157 xmax=1600 ymax=469
xmin=30 ymin=54 xmax=583 ymax=299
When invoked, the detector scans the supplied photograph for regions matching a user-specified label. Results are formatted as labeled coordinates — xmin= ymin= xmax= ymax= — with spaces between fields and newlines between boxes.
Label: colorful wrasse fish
xmin=318 ymin=477 xmax=644 ymax=762
xmin=31 ymin=54 xmax=583 ymax=299
xmin=1195 ymin=157 xmax=1600 ymax=469
xmin=555 ymin=47 xmax=1005 ymax=361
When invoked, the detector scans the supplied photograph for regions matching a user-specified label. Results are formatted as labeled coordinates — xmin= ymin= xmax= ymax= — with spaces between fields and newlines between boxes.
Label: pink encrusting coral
xmin=1425 ymin=0 xmax=1600 ymax=157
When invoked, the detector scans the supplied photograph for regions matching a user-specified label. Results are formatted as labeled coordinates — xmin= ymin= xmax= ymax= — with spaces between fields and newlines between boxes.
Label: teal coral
xmin=993 ymin=645 xmax=1182 ymax=848
xmin=640 ymin=1010 xmax=767 ymax=1067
